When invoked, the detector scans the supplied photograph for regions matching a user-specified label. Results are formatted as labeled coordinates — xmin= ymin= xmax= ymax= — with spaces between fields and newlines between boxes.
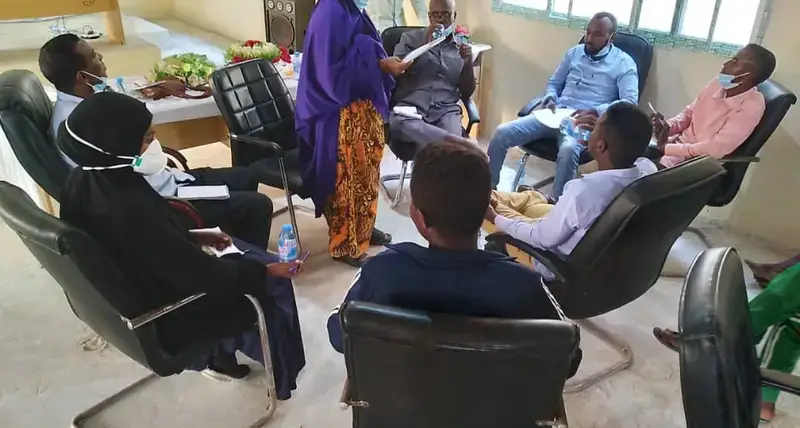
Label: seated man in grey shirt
xmin=484 ymin=103 xmax=657 ymax=278
xmin=390 ymin=0 xmax=475 ymax=146
xmin=39 ymin=34 xmax=274 ymax=249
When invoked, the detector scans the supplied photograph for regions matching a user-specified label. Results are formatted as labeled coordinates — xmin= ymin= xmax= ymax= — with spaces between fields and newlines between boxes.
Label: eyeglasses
xmin=429 ymin=11 xmax=453 ymax=20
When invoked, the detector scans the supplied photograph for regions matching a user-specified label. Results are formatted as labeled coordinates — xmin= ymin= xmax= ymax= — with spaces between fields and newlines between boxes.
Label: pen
xmin=290 ymin=251 xmax=310 ymax=273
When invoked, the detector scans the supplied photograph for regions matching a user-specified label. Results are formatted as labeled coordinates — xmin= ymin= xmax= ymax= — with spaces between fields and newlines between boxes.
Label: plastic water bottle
xmin=277 ymin=224 xmax=298 ymax=262
xmin=292 ymin=52 xmax=302 ymax=78
xmin=559 ymin=115 xmax=592 ymax=142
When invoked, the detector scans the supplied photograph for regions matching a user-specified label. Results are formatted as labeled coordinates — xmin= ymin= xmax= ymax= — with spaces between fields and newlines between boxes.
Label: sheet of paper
xmin=402 ymin=35 xmax=448 ymax=63
xmin=393 ymin=106 xmax=423 ymax=120
xmin=176 ymin=185 xmax=230 ymax=201
xmin=532 ymin=108 xmax=576 ymax=129
xmin=190 ymin=227 xmax=246 ymax=258
xmin=131 ymin=80 xmax=167 ymax=90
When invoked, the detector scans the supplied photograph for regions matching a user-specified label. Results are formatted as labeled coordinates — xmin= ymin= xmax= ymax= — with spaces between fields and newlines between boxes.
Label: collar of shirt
xmin=56 ymin=91 xmax=84 ymax=107
xmin=578 ymin=44 xmax=617 ymax=63
xmin=582 ymin=157 xmax=654 ymax=181
xmin=711 ymin=81 xmax=759 ymax=107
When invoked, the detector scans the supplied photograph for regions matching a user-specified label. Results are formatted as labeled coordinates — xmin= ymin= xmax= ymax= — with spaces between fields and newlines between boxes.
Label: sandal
xmin=652 ymin=327 xmax=679 ymax=352
xmin=334 ymin=253 xmax=371 ymax=268
xmin=370 ymin=228 xmax=392 ymax=246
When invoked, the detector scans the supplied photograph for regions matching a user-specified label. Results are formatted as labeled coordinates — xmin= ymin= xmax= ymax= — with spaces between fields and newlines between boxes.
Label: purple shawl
xmin=295 ymin=0 xmax=395 ymax=216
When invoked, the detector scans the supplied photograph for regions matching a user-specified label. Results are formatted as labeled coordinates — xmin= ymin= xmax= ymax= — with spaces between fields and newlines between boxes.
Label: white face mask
xmin=65 ymin=120 xmax=167 ymax=176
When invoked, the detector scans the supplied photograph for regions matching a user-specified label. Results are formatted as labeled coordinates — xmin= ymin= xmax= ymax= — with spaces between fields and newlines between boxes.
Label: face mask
xmin=65 ymin=120 xmax=167 ymax=176
xmin=433 ymin=24 xmax=455 ymax=40
xmin=81 ymin=71 xmax=108 ymax=93
xmin=717 ymin=72 xmax=749 ymax=90
xmin=353 ymin=0 xmax=368 ymax=11
xmin=586 ymin=36 xmax=613 ymax=60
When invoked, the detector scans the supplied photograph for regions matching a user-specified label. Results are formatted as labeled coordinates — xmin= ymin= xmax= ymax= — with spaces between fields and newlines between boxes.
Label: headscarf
xmin=57 ymin=92 xmax=177 ymax=224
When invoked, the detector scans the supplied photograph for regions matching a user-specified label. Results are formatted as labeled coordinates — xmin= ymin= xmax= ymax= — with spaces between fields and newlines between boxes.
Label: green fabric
xmin=752 ymin=263 xmax=800 ymax=403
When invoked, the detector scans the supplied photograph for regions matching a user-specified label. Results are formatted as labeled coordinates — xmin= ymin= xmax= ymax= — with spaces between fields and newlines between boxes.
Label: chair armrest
xmin=230 ymin=133 xmax=284 ymax=156
xmin=485 ymin=232 xmax=568 ymax=282
xmin=163 ymin=147 xmax=190 ymax=170
xmin=761 ymin=368 xmax=800 ymax=396
xmin=463 ymin=97 xmax=480 ymax=135
xmin=121 ymin=293 xmax=207 ymax=330
xmin=720 ymin=156 xmax=760 ymax=163
xmin=518 ymin=95 xmax=545 ymax=117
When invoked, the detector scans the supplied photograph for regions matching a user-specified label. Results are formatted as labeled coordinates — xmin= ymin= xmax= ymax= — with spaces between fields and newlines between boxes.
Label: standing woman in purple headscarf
xmin=296 ymin=0 xmax=411 ymax=267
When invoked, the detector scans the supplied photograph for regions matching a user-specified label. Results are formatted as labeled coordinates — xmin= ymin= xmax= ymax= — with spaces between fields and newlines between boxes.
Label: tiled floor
xmin=1 ymin=17 xmax=800 ymax=428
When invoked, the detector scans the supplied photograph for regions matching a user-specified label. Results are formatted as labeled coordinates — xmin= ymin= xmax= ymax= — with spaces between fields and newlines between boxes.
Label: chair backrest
xmin=341 ymin=301 xmax=579 ymax=428
xmin=679 ymin=247 xmax=761 ymax=428
xmin=558 ymin=156 xmax=726 ymax=319
xmin=0 ymin=70 xmax=71 ymax=200
xmin=381 ymin=25 xmax=422 ymax=58
xmin=707 ymin=80 xmax=796 ymax=207
xmin=579 ymin=32 xmax=653 ymax=95
xmin=210 ymin=59 xmax=296 ymax=166
xmin=0 ymin=181 xmax=170 ymax=373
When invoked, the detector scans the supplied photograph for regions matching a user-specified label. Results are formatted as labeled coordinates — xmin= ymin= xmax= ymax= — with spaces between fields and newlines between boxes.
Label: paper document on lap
xmin=190 ymin=227 xmax=247 ymax=258
xmin=176 ymin=185 xmax=230 ymax=201
xmin=393 ymin=106 xmax=423 ymax=120
xmin=533 ymin=108 xmax=576 ymax=129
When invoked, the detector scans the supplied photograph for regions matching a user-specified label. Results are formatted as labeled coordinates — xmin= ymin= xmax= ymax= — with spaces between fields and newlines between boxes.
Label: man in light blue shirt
xmin=484 ymin=103 xmax=657 ymax=279
xmin=487 ymin=12 xmax=639 ymax=199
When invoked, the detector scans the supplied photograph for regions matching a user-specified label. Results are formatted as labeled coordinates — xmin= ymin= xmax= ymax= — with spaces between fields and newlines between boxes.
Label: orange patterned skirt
xmin=323 ymin=99 xmax=385 ymax=258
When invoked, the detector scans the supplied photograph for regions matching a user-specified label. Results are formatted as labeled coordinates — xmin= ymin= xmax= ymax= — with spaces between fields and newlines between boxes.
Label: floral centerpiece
xmin=454 ymin=25 xmax=471 ymax=45
xmin=224 ymin=40 xmax=292 ymax=65
xmin=147 ymin=53 xmax=217 ymax=89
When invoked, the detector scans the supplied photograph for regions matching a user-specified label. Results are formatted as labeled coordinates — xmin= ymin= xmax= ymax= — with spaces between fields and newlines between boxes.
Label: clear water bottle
xmin=292 ymin=52 xmax=302 ymax=77
xmin=559 ymin=115 xmax=591 ymax=142
xmin=277 ymin=224 xmax=298 ymax=262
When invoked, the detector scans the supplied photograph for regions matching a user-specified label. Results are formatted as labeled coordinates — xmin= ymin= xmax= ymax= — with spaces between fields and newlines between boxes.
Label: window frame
xmin=492 ymin=0 xmax=773 ymax=56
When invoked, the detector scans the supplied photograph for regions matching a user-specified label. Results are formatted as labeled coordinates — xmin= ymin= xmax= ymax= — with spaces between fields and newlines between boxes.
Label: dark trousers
xmin=187 ymin=167 xmax=274 ymax=249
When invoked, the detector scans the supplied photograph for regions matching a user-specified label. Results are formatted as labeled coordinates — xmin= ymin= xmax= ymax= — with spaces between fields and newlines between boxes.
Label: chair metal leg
xmin=563 ymin=318 xmax=634 ymax=394
xmin=511 ymin=154 xmax=529 ymax=191
xmin=379 ymin=161 xmax=409 ymax=208
xmin=278 ymin=157 xmax=303 ymax=255
xmin=660 ymin=226 xmax=713 ymax=278
xmin=530 ymin=176 xmax=556 ymax=191
xmin=72 ymin=297 xmax=277 ymax=427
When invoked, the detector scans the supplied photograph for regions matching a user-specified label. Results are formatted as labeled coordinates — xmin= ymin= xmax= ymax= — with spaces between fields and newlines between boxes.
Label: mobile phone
xmin=289 ymin=251 xmax=310 ymax=273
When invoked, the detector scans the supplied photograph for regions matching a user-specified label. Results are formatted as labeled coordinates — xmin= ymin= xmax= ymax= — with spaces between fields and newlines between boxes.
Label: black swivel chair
xmin=379 ymin=26 xmax=481 ymax=207
xmin=210 ymin=59 xmax=311 ymax=252
xmin=487 ymin=156 xmax=726 ymax=393
xmin=511 ymin=32 xmax=654 ymax=191
xmin=0 ymin=69 xmax=71 ymax=200
xmin=338 ymin=302 xmax=578 ymax=428
xmin=678 ymin=247 xmax=800 ymax=428
xmin=0 ymin=180 xmax=278 ymax=427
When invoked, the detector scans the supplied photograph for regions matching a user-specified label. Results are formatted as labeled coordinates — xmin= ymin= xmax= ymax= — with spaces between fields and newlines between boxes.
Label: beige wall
xmin=118 ymin=0 xmax=173 ymax=18
xmin=170 ymin=0 xmax=267 ymax=42
xmin=460 ymin=0 xmax=800 ymax=248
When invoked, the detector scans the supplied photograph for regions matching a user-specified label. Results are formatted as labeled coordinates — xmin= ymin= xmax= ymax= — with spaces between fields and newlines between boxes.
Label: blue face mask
xmin=586 ymin=38 xmax=613 ymax=61
xmin=717 ymin=72 xmax=749 ymax=90
xmin=81 ymin=71 xmax=108 ymax=93
xmin=353 ymin=0 xmax=368 ymax=10
xmin=432 ymin=24 xmax=455 ymax=40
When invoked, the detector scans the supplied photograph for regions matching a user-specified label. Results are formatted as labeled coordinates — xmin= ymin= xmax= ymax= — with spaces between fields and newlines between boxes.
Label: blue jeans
xmin=487 ymin=114 xmax=585 ymax=199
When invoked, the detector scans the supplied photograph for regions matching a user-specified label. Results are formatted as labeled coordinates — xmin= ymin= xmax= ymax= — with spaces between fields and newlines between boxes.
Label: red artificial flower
xmin=243 ymin=40 xmax=262 ymax=48
xmin=273 ymin=46 xmax=292 ymax=64
xmin=455 ymin=25 xmax=469 ymax=35
xmin=232 ymin=55 xmax=244 ymax=63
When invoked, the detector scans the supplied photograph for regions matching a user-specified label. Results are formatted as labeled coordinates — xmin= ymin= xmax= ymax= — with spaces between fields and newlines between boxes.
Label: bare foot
xmin=760 ymin=401 xmax=775 ymax=422
xmin=652 ymin=327 xmax=679 ymax=352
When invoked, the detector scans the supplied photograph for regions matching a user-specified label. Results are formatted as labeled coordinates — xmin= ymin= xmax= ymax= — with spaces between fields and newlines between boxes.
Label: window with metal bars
xmin=494 ymin=0 xmax=773 ymax=55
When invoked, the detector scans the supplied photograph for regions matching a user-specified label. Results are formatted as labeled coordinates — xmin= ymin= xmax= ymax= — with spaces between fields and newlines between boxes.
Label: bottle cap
xmin=282 ymin=224 xmax=293 ymax=232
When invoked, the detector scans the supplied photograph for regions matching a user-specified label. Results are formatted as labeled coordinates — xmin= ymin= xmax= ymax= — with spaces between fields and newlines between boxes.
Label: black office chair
xmin=678 ymin=247 xmax=800 ymax=428
xmin=379 ymin=26 xmax=481 ymax=208
xmin=210 ymin=59 xmax=311 ymax=252
xmin=0 ymin=69 xmax=70 ymax=200
xmin=338 ymin=301 xmax=578 ymax=428
xmin=0 ymin=180 xmax=278 ymax=427
xmin=511 ymin=32 xmax=654 ymax=191
xmin=487 ymin=156 xmax=725 ymax=393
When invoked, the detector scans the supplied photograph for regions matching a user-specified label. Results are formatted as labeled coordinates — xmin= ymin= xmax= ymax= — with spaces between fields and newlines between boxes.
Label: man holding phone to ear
xmin=651 ymin=44 xmax=776 ymax=168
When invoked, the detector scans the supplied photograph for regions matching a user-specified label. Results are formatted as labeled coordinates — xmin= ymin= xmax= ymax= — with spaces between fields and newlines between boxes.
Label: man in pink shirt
xmin=652 ymin=44 xmax=777 ymax=168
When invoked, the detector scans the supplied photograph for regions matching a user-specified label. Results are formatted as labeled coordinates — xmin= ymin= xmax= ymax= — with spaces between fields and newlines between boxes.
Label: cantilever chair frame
xmin=71 ymin=293 xmax=277 ymax=428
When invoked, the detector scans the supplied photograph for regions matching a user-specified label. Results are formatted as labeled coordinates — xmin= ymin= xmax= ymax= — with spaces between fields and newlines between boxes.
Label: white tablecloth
xmin=121 ymin=76 xmax=299 ymax=125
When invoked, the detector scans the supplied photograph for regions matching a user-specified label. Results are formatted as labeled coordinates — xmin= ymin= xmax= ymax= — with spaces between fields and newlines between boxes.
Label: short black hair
xmin=39 ymin=34 xmax=86 ymax=93
xmin=591 ymin=12 xmax=618 ymax=33
xmin=410 ymin=140 xmax=490 ymax=239
xmin=744 ymin=43 xmax=777 ymax=85
xmin=601 ymin=103 xmax=652 ymax=169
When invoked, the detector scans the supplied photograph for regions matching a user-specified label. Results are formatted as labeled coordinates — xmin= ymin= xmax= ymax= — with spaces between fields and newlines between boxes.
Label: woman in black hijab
xmin=58 ymin=92 xmax=306 ymax=399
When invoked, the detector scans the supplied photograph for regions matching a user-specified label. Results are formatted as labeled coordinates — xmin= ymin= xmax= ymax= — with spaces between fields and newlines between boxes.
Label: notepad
xmin=190 ymin=227 xmax=247 ymax=258
xmin=176 ymin=185 xmax=230 ymax=201
xmin=393 ymin=106 xmax=423 ymax=120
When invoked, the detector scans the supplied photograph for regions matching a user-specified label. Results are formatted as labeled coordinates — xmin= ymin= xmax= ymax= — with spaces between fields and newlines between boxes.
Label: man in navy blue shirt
xmin=487 ymin=12 xmax=638 ymax=200
xmin=327 ymin=138 xmax=579 ymax=376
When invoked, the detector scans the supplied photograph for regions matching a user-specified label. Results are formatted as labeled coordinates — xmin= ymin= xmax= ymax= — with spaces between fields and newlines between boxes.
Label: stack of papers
xmin=393 ymin=106 xmax=423 ymax=120
xmin=532 ymin=108 xmax=576 ymax=129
